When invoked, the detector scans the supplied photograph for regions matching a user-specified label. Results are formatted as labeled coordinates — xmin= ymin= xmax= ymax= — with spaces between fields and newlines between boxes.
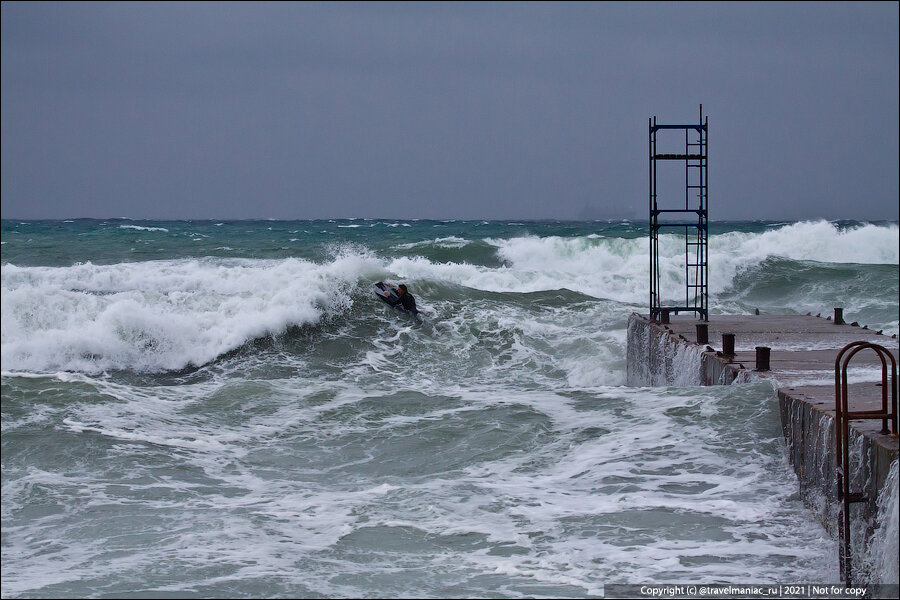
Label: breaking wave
xmin=1 ymin=253 xmax=380 ymax=373
xmin=2 ymin=220 xmax=896 ymax=374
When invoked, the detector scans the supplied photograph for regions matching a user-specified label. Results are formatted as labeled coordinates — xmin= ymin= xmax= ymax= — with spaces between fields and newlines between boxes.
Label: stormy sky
xmin=2 ymin=1 xmax=898 ymax=221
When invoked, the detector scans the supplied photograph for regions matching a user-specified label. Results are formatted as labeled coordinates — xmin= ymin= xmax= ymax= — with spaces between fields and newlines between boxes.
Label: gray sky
xmin=2 ymin=1 xmax=898 ymax=221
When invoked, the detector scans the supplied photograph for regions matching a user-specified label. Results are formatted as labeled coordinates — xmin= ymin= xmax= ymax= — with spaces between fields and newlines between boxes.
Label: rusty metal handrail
xmin=833 ymin=341 xmax=898 ymax=584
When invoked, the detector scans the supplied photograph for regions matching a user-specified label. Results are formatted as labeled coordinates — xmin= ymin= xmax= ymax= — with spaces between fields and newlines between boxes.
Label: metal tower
xmin=649 ymin=106 xmax=708 ymax=321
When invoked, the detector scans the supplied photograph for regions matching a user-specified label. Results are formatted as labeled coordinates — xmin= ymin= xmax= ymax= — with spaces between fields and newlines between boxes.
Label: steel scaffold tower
xmin=649 ymin=106 xmax=708 ymax=321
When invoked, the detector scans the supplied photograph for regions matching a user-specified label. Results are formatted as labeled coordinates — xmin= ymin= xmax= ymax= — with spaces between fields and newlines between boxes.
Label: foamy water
xmin=2 ymin=219 xmax=898 ymax=597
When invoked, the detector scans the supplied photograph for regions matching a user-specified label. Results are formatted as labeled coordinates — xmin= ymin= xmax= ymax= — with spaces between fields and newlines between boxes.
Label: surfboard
xmin=373 ymin=281 xmax=430 ymax=329
xmin=373 ymin=281 xmax=402 ymax=308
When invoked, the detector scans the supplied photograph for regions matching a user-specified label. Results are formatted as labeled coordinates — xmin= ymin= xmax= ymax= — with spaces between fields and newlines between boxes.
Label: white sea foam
xmin=118 ymin=225 xmax=169 ymax=232
xmin=3 ymin=220 xmax=896 ymax=374
xmin=387 ymin=221 xmax=898 ymax=306
xmin=715 ymin=220 xmax=899 ymax=266
xmin=392 ymin=236 xmax=471 ymax=250
xmin=3 ymin=219 xmax=894 ymax=598
xmin=864 ymin=458 xmax=899 ymax=584
xmin=1 ymin=374 xmax=833 ymax=596
xmin=1 ymin=252 xmax=382 ymax=373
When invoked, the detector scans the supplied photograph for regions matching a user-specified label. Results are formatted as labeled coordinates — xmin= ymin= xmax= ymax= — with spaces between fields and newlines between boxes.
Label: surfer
xmin=395 ymin=283 xmax=419 ymax=316
xmin=373 ymin=281 xmax=430 ymax=328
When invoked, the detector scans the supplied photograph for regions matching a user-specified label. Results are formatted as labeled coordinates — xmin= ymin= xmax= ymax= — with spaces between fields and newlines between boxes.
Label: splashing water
xmin=2 ymin=218 xmax=897 ymax=597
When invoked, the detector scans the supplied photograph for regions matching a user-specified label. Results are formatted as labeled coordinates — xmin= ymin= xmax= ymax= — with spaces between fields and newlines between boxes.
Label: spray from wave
xmin=2 ymin=220 xmax=896 ymax=374
xmin=1 ymin=252 xmax=381 ymax=373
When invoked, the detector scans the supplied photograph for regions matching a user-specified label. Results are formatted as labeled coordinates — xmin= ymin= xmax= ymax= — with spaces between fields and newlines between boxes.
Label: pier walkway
xmin=627 ymin=311 xmax=898 ymax=565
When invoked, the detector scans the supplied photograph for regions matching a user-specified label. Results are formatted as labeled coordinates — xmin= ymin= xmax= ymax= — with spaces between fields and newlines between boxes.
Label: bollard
xmin=722 ymin=333 xmax=735 ymax=356
xmin=660 ymin=309 xmax=670 ymax=324
xmin=696 ymin=323 xmax=708 ymax=345
xmin=756 ymin=346 xmax=771 ymax=371
xmin=834 ymin=307 xmax=845 ymax=325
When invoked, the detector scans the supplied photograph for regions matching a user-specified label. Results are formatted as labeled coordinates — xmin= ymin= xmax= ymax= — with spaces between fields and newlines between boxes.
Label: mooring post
xmin=722 ymin=333 xmax=735 ymax=357
xmin=834 ymin=307 xmax=845 ymax=325
xmin=696 ymin=323 xmax=708 ymax=344
xmin=660 ymin=309 xmax=670 ymax=324
xmin=756 ymin=346 xmax=771 ymax=371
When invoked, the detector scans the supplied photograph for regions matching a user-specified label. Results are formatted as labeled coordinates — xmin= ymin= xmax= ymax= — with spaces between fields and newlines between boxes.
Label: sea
xmin=2 ymin=218 xmax=898 ymax=598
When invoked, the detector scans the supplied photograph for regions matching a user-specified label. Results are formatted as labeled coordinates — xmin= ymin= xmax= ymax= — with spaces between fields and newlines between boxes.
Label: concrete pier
xmin=627 ymin=312 xmax=898 ymax=540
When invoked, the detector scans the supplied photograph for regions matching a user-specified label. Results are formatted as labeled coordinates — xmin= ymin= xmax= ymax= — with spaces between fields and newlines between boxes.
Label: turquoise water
xmin=2 ymin=219 xmax=898 ymax=597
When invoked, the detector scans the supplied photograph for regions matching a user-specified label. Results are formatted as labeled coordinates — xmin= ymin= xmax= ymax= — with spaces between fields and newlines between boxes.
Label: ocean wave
xmin=710 ymin=221 xmax=899 ymax=280
xmin=3 ymin=221 xmax=897 ymax=373
xmin=462 ymin=220 xmax=897 ymax=298
xmin=118 ymin=225 xmax=169 ymax=232
xmin=392 ymin=236 xmax=472 ymax=250
xmin=1 ymin=252 xmax=382 ymax=374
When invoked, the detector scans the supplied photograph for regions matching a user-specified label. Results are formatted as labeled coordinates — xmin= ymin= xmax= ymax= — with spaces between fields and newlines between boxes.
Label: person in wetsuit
xmin=395 ymin=284 xmax=418 ymax=315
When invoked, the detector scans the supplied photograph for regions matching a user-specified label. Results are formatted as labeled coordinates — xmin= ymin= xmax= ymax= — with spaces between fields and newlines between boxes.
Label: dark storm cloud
xmin=2 ymin=1 xmax=898 ymax=220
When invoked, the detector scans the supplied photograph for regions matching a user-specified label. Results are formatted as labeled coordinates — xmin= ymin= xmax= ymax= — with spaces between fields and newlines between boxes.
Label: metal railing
xmin=834 ymin=341 xmax=898 ymax=584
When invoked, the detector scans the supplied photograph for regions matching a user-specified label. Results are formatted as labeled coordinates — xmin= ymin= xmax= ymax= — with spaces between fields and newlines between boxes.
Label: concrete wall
xmin=627 ymin=313 xmax=741 ymax=386
xmin=780 ymin=388 xmax=899 ymax=528
xmin=627 ymin=312 xmax=898 ymax=583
